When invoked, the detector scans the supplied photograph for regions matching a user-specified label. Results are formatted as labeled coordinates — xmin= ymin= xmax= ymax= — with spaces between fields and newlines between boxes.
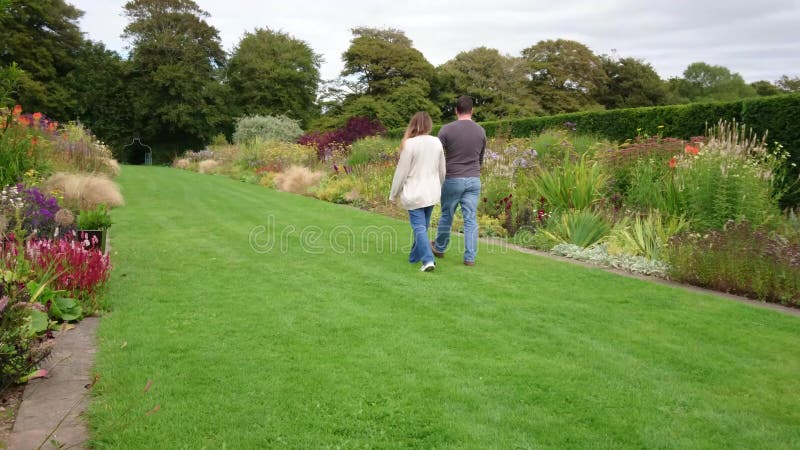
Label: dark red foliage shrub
xmin=298 ymin=117 xmax=385 ymax=160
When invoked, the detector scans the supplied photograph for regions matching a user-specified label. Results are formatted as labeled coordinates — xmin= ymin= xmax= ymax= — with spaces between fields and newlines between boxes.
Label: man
xmin=431 ymin=96 xmax=486 ymax=266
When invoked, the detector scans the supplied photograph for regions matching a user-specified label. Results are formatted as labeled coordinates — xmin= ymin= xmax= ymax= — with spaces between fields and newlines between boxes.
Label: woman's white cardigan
xmin=388 ymin=135 xmax=447 ymax=210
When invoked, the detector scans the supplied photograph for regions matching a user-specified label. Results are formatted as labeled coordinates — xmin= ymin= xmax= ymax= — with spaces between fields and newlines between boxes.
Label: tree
xmin=342 ymin=27 xmax=435 ymax=96
xmin=437 ymin=47 xmax=541 ymax=121
xmin=776 ymin=75 xmax=800 ymax=93
xmin=750 ymin=80 xmax=782 ymax=96
xmin=228 ymin=28 xmax=321 ymax=126
xmin=671 ymin=62 xmax=757 ymax=102
xmin=122 ymin=0 xmax=228 ymax=160
xmin=521 ymin=39 xmax=608 ymax=114
xmin=328 ymin=27 xmax=440 ymax=128
xmin=597 ymin=55 xmax=668 ymax=109
xmin=0 ymin=0 xmax=84 ymax=118
xmin=64 ymin=41 xmax=133 ymax=155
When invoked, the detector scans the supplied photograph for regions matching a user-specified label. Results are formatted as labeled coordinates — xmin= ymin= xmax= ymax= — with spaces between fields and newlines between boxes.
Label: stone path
xmin=7 ymin=317 xmax=98 ymax=450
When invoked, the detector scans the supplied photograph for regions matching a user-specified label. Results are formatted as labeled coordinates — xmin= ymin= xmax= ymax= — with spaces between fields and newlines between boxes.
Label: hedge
xmin=387 ymin=94 xmax=800 ymax=206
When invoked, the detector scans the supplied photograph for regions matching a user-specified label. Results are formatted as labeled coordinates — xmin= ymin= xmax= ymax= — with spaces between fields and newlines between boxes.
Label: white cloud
xmin=69 ymin=0 xmax=800 ymax=83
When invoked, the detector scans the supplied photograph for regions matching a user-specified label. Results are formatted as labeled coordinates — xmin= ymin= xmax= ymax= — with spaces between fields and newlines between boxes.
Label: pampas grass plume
xmin=45 ymin=172 xmax=124 ymax=210
xmin=275 ymin=166 xmax=323 ymax=195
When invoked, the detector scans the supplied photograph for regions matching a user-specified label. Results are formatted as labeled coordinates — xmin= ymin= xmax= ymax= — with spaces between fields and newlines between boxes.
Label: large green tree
xmin=437 ymin=47 xmax=541 ymax=121
xmin=123 ymin=0 xmax=228 ymax=160
xmin=228 ymin=28 xmax=321 ymax=126
xmin=776 ymin=75 xmax=800 ymax=93
xmin=342 ymin=27 xmax=435 ymax=96
xmin=332 ymin=27 xmax=440 ymax=128
xmin=750 ymin=80 xmax=782 ymax=97
xmin=64 ymin=40 xmax=133 ymax=152
xmin=0 ymin=0 xmax=84 ymax=118
xmin=670 ymin=62 xmax=757 ymax=102
xmin=521 ymin=39 xmax=608 ymax=114
xmin=597 ymin=55 xmax=668 ymax=109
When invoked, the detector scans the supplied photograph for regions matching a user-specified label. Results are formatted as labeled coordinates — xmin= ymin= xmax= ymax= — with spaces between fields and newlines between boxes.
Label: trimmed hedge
xmin=388 ymin=94 xmax=800 ymax=205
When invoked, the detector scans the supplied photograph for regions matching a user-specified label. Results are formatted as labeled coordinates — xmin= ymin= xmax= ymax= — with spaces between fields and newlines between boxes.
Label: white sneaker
xmin=420 ymin=261 xmax=435 ymax=272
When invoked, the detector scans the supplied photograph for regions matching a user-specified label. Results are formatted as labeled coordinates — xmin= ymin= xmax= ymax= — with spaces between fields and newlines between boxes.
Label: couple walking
xmin=389 ymin=96 xmax=486 ymax=272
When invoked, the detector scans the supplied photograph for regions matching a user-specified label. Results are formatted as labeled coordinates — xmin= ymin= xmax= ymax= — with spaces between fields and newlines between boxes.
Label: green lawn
xmin=89 ymin=166 xmax=800 ymax=449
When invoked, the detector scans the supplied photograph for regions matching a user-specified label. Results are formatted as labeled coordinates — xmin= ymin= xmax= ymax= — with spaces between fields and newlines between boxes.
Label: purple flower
xmin=13 ymin=183 xmax=63 ymax=237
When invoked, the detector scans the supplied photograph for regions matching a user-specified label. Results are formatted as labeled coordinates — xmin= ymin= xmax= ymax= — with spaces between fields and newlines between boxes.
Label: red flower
xmin=684 ymin=144 xmax=699 ymax=155
xmin=32 ymin=112 xmax=42 ymax=121
xmin=12 ymin=104 xmax=22 ymax=116
xmin=668 ymin=157 xmax=677 ymax=169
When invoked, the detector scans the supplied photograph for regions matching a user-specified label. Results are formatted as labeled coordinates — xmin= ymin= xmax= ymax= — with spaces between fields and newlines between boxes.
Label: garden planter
xmin=76 ymin=229 xmax=107 ymax=253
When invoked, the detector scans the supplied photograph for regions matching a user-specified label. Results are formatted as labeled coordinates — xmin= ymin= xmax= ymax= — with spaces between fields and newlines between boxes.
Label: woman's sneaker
xmin=420 ymin=261 xmax=436 ymax=272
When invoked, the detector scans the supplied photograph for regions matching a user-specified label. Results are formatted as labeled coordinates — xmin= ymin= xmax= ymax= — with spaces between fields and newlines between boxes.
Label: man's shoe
xmin=463 ymin=261 xmax=475 ymax=266
xmin=420 ymin=261 xmax=436 ymax=272
xmin=430 ymin=240 xmax=444 ymax=258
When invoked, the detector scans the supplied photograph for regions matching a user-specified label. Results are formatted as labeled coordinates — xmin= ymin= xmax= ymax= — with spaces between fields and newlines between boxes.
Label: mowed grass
xmin=89 ymin=166 xmax=800 ymax=449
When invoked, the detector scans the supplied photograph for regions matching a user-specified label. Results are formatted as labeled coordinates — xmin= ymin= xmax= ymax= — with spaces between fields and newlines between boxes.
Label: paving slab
xmin=7 ymin=317 xmax=98 ymax=450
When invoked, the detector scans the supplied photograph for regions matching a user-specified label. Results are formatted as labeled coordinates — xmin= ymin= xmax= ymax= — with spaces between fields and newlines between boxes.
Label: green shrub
xmin=667 ymin=221 xmax=800 ymax=306
xmin=609 ymin=212 xmax=689 ymax=261
xmin=348 ymin=137 xmax=400 ymax=166
xmin=541 ymin=210 xmax=611 ymax=248
xmin=239 ymin=140 xmax=317 ymax=170
xmin=77 ymin=204 xmax=113 ymax=230
xmin=675 ymin=120 xmax=782 ymax=231
xmin=210 ymin=133 xmax=229 ymax=148
xmin=0 ymin=112 xmax=48 ymax=187
xmin=598 ymin=136 xmax=686 ymax=199
xmin=624 ymin=157 xmax=684 ymax=214
xmin=314 ymin=175 xmax=359 ymax=204
xmin=233 ymin=115 xmax=304 ymax=144
xmin=531 ymin=153 xmax=608 ymax=212
xmin=512 ymin=228 xmax=558 ymax=251
xmin=1 ymin=304 xmax=33 ymax=387
xmin=350 ymin=163 xmax=394 ymax=207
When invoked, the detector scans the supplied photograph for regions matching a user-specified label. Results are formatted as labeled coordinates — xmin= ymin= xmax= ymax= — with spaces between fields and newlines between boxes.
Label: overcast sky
xmin=68 ymin=0 xmax=799 ymax=84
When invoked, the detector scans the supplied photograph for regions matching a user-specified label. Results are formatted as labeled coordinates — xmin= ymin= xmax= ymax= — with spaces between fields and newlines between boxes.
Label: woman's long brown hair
xmin=400 ymin=112 xmax=433 ymax=153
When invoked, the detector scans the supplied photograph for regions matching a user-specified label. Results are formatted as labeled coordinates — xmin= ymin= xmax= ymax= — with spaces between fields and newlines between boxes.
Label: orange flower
xmin=669 ymin=157 xmax=677 ymax=169
xmin=684 ymin=144 xmax=699 ymax=155
xmin=31 ymin=137 xmax=38 ymax=146
xmin=48 ymin=122 xmax=57 ymax=131
xmin=32 ymin=112 xmax=42 ymax=121
xmin=12 ymin=104 xmax=22 ymax=116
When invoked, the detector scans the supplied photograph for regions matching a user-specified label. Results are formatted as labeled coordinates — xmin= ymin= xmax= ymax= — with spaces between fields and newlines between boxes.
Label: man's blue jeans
xmin=408 ymin=206 xmax=434 ymax=264
xmin=434 ymin=177 xmax=481 ymax=263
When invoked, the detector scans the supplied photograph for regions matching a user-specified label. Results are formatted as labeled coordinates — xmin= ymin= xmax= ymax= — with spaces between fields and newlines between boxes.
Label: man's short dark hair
xmin=455 ymin=95 xmax=473 ymax=115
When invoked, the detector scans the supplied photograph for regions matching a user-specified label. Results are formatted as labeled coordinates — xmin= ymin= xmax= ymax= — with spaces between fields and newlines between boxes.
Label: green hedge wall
xmin=387 ymin=94 xmax=800 ymax=205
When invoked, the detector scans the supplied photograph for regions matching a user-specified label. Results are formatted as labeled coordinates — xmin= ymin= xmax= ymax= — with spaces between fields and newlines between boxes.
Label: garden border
xmin=482 ymin=236 xmax=800 ymax=317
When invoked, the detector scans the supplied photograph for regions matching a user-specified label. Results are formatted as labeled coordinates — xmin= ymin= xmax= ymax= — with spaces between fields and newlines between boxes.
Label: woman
xmin=389 ymin=112 xmax=446 ymax=272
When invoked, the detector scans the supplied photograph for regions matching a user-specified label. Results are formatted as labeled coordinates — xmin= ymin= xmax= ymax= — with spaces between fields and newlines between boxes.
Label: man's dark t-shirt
xmin=438 ymin=119 xmax=486 ymax=178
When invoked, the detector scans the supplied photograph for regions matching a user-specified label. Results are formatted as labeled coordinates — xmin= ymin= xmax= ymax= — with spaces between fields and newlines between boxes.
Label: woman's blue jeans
xmin=408 ymin=206 xmax=434 ymax=264
xmin=434 ymin=177 xmax=481 ymax=263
